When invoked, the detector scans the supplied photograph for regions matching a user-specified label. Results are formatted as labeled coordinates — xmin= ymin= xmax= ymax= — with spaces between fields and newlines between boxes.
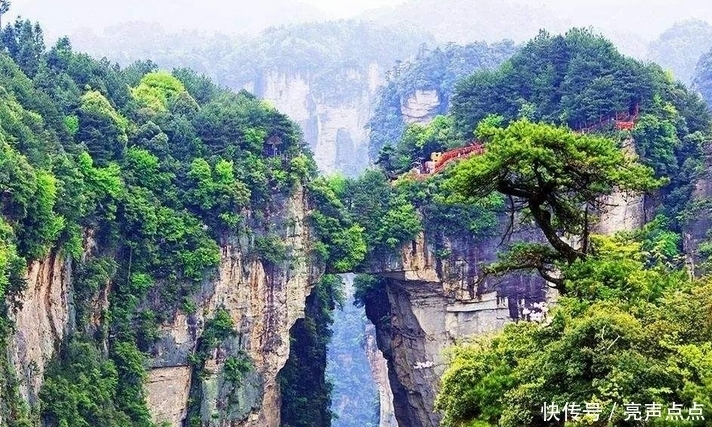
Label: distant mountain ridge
xmin=10 ymin=0 xmax=325 ymax=40
xmin=647 ymin=19 xmax=712 ymax=85
xmin=358 ymin=0 xmax=712 ymax=59
xmin=359 ymin=0 xmax=565 ymax=44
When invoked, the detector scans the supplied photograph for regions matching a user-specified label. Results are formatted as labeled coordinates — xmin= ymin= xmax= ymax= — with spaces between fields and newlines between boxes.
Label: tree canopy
xmin=452 ymin=28 xmax=710 ymax=136
xmin=434 ymin=28 xmax=712 ymax=427
xmin=447 ymin=118 xmax=660 ymax=289
xmin=0 ymin=18 xmax=364 ymax=426
xmin=436 ymin=232 xmax=712 ymax=427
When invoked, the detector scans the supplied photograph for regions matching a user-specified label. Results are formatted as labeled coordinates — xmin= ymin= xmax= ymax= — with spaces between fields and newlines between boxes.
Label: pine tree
xmin=0 ymin=1 xmax=10 ymax=29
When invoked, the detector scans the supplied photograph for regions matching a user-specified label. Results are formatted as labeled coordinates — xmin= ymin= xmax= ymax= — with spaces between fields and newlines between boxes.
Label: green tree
xmin=447 ymin=118 xmax=659 ymax=290
xmin=1 ymin=19 xmax=45 ymax=78
xmin=436 ymin=235 xmax=712 ymax=427
xmin=368 ymin=41 xmax=515 ymax=160
xmin=308 ymin=177 xmax=367 ymax=272
xmin=77 ymin=90 xmax=128 ymax=165
xmin=131 ymin=71 xmax=195 ymax=114
xmin=0 ymin=1 xmax=10 ymax=29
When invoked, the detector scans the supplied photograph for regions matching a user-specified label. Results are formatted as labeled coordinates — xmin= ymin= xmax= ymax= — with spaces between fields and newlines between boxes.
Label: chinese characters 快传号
xmin=541 ymin=402 xmax=705 ymax=422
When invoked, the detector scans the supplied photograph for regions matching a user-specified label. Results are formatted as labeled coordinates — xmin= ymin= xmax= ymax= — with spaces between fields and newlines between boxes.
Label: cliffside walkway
xmin=403 ymin=107 xmax=639 ymax=181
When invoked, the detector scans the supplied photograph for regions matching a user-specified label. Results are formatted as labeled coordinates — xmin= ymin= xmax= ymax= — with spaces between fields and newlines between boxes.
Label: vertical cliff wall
xmin=400 ymin=89 xmax=444 ymax=125
xmin=5 ymin=186 xmax=323 ymax=427
xmin=362 ymin=230 xmax=551 ymax=427
xmin=146 ymin=185 xmax=321 ymax=427
xmin=362 ymin=182 xmax=649 ymax=427
xmin=10 ymin=250 xmax=73 ymax=406
xmin=364 ymin=324 xmax=397 ymax=427
xmin=683 ymin=145 xmax=712 ymax=275
xmin=245 ymin=65 xmax=383 ymax=177
xmin=8 ymin=230 xmax=102 ymax=406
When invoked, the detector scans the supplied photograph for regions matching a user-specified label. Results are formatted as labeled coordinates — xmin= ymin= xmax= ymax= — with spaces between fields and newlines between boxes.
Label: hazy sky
xmin=9 ymin=0 xmax=409 ymax=38
xmin=529 ymin=0 xmax=712 ymax=38
xmin=301 ymin=0 xmax=407 ymax=18
xmin=9 ymin=0 xmax=712 ymax=42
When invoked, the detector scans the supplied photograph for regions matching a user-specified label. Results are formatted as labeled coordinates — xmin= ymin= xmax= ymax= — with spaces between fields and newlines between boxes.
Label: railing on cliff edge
xmin=400 ymin=107 xmax=640 ymax=181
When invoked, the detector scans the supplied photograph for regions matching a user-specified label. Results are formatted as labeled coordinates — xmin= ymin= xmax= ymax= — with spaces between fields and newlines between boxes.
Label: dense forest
xmin=0 ymin=17 xmax=367 ymax=427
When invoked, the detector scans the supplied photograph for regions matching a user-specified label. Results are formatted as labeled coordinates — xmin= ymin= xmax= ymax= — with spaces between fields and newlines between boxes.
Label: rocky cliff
xmin=249 ymin=65 xmax=450 ymax=176
xmin=6 ymin=186 xmax=323 ymax=427
xmin=8 ymin=230 xmax=102 ymax=406
xmin=400 ymin=90 xmax=444 ymax=125
xmin=145 ymin=185 xmax=321 ymax=427
xmin=245 ymin=66 xmax=383 ymax=177
xmin=364 ymin=324 xmax=397 ymax=427
xmin=362 ymin=229 xmax=551 ymax=427
xmin=10 ymin=249 xmax=74 ymax=406
xmin=361 ymin=184 xmax=650 ymax=427
xmin=682 ymin=145 xmax=712 ymax=275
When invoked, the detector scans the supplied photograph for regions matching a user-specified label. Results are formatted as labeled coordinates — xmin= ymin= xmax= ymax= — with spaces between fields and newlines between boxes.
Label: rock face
xmin=146 ymin=366 xmax=193 ymax=426
xmin=146 ymin=185 xmax=320 ymax=427
xmin=363 ymin=231 xmax=551 ymax=427
xmin=9 ymin=249 xmax=74 ymax=405
xmin=364 ymin=324 xmax=397 ymax=427
xmin=244 ymin=65 xmax=382 ymax=177
xmin=363 ymin=181 xmax=649 ymax=426
xmin=683 ymin=146 xmax=712 ymax=274
xmin=594 ymin=139 xmax=647 ymax=235
xmin=594 ymin=190 xmax=646 ymax=235
xmin=8 ymin=231 xmax=100 ymax=405
xmin=400 ymin=90 xmax=443 ymax=124
xmin=4 ymin=186 xmax=320 ymax=427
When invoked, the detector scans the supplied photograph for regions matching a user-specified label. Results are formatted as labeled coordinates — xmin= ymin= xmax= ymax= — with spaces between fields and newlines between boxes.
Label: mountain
xmin=360 ymin=0 xmax=712 ymax=59
xmin=71 ymin=20 xmax=435 ymax=176
xmin=368 ymin=40 xmax=517 ymax=160
xmin=360 ymin=0 xmax=566 ymax=44
xmin=648 ymin=19 xmax=712 ymax=85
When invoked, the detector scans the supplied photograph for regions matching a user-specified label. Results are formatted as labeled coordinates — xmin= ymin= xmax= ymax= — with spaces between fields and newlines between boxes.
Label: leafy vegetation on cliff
xmin=453 ymin=29 xmax=710 ymax=225
xmin=434 ymin=29 xmax=712 ymax=427
xmin=360 ymin=29 xmax=698 ymax=301
xmin=0 ymin=17 xmax=363 ymax=426
xmin=368 ymin=41 xmax=516 ymax=159
xmin=222 ymin=21 xmax=432 ymax=99
xmin=436 ymin=227 xmax=712 ymax=426
xmin=448 ymin=118 xmax=660 ymax=291
xmin=452 ymin=29 xmax=709 ymax=134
